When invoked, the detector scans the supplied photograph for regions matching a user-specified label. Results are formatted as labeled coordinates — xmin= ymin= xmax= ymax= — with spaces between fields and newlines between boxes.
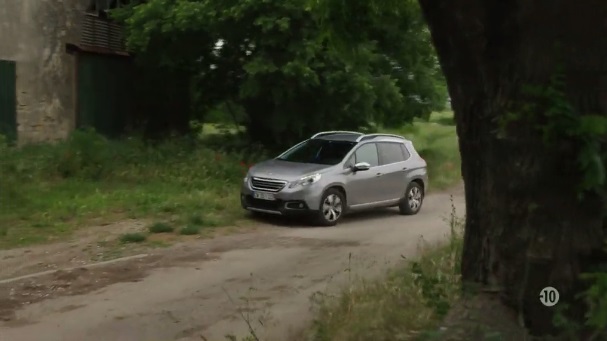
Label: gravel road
xmin=0 ymin=185 xmax=465 ymax=341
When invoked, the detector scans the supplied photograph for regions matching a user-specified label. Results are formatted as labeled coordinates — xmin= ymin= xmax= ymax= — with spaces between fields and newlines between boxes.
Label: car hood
xmin=249 ymin=159 xmax=333 ymax=181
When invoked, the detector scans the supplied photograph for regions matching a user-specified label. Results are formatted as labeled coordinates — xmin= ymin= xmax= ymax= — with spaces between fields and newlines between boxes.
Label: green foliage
xmin=553 ymin=241 xmax=607 ymax=339
xmin=148 ymin=222 xmax=174 ymax=233
xmin=581 ymin=270 xmax=607 ymax=333
xmin=410 ymin=261 xmax=451 ymax=317
xmin=0 ymin=129 xmax=267 ymax=248
xmin=499 ymin=71 xmax=607 ymax=196
xmin=113 ymin=0 xmax=447 ymax=148
xmin=308 ymin=202 xmax=464 ymax=340
xmin=53 ymin=129 xmax=116 ymax=180
xmin=120 ymin=232 xmax=147 ymax=243
xmin=381 ymin=112 xmax=460 ymax=190
xmin=498 ymin=69 xmax=607 ymax=338
xmin=179 ymin=225 xmax=200 ymax=235
xmin=0 ymin=135 xmax=23 ymax=211
xmin=0 ymin=116 xmax=458 ymax=249
xmin=411 ymin=201 xmax=463 ymax=319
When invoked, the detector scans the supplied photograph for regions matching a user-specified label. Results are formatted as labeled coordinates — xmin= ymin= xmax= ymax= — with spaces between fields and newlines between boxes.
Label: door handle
xmin=402 ymin=167 xmax=408 ymax=171
xmin=375 ymin=172 xmax=382 ymax=177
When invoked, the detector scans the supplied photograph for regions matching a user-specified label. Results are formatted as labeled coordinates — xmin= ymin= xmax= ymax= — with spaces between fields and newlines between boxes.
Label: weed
xmin=189 ymin=214 xmax=205 ymax=226
xmin=221 ymin=274 xmax=271 ymax=341
xmin=308 ymin=198 xmax=464 ymax=340
xmin=0 ymin=111 xmax=459 ymax=249
xmin=148 ymin=222 xmax=174 ymax=233
xmin=197 ymin=214 xmax=222 ymax=228
xmin=119 ymin=232 xmax=147 ymax=243
xmin=179 ymin=225 xmax=200 ymax=235
xmin=0 ymin=129 xmax=267 ymax=249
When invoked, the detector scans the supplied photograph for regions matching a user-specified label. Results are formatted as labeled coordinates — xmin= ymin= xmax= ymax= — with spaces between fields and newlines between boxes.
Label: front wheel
xmin=315 ymin=188 xmax=346 ymax=226
xmin=399 ymin=182 xmax=424 ymax=215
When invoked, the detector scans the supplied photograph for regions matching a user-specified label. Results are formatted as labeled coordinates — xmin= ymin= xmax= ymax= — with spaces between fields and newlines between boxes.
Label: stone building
xmin=0 ymin=0 xmax=132 ymax=144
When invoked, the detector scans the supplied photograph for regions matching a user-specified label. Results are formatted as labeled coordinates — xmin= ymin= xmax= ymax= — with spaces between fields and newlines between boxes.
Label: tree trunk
xmin=418 ymin=0 xmax=607 ymax=336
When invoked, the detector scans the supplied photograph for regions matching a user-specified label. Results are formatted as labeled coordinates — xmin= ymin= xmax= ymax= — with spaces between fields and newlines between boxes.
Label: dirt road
xmin=0 ymin=186 xmax=464 ymax=341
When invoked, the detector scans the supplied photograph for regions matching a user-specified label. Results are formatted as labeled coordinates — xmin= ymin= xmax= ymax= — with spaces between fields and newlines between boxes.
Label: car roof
xmin=311 ymin=131 xmax=409 ymax=143
xmin=315 ymin=133 xmax=361 ymax=142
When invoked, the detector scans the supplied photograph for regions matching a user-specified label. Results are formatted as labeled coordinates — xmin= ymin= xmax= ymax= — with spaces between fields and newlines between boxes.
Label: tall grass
xmin=380 ymin=111 xmax=460 ymax=190
xmin=0 ymin=130 xmax=267 ymax=248
xmin=308 ymin=198 xmax=464 ymax=341
xmin=0 ymin=112 xmax=459 ymax=249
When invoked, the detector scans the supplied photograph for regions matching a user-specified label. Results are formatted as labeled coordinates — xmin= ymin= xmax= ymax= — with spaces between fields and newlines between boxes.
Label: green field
xmin=0 ymin=112 xmax=459 ymax=249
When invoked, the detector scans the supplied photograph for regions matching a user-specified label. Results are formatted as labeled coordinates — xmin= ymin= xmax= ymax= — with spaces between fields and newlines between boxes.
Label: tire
xmin=399 ymin=182 xmax=424 ymax=215
xmin=315 ymin=188 xmax=346 ymax=226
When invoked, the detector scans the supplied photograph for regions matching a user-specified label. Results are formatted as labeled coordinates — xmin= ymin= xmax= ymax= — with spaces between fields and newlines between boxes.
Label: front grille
xmin=250 ymin=177 xmax=287 ymax=192
xmin=245 ymin=196 xmax=284 ymax=211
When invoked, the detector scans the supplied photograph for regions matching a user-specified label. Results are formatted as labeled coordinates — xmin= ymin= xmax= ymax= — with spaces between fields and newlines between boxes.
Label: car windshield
xmin=277 ymin=139 xmax=356 ymax=165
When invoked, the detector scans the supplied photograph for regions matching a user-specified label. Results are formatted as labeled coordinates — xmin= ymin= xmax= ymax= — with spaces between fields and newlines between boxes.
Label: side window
xmin=399 ymin=143 xmax=411 ymax=160
xmin=354 ymin=143 xmax=379 ymax=167
xmin=378 ymin=142 xmax=406 ymax=165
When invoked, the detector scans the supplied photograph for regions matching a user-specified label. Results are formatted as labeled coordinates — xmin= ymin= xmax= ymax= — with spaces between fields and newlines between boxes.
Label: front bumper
xmin=240 ymin=179 xmax=323 ymax=216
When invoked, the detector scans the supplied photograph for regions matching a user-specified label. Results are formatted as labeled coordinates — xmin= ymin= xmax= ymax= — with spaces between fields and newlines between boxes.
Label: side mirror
xmin=352 ymin=162 xmax=371 ymax=171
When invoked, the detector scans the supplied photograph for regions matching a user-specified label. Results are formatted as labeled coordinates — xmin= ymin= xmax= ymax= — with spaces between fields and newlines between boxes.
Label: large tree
xmin=313 ymin=0 xmax=607 ymax=337
xmin=114 ymin=0 xmax=447 ymax=147
xmin=420 ymin=1 xmax=607 ymax=336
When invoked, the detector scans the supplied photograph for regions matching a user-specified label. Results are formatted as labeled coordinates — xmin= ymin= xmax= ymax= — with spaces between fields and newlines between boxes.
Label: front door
xmin=344 ymin=142 xmax=384 ymax=206
xmin=77 ymin=52 xmax=132 ymax=137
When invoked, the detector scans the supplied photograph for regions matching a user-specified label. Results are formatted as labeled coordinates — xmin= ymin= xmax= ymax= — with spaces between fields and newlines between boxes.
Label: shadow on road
xmin=246 ymin=207 xmax=400 ymax=228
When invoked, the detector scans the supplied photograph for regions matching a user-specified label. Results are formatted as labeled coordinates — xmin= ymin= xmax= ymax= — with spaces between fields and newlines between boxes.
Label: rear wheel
xmin=399 ymin=182 xmax=424 ymax=215
xmin=315 ymin=188 xmax=346 ymax=226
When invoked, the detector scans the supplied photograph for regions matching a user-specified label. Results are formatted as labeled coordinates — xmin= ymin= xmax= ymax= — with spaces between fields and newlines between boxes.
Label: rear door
xmin=344 ymin=143 xmax=383 ymax=205
xmin=376 ymin=142 xmax=409 ymax=201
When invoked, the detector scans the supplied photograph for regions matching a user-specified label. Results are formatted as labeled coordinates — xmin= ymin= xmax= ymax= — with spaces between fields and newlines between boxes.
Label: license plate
xmin=253 ymin=192 xmax=275 ymax=201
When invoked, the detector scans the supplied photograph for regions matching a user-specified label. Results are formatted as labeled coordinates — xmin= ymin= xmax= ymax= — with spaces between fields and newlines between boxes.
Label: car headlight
xmin=289 ymin=173 xmax=321 ymax=188
xmin=243 ymin=174 xmax=249 ymax=183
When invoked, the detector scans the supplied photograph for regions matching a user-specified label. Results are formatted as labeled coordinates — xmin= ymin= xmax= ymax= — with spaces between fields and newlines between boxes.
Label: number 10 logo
xmin=539 ymin=286 xmax=560 ymax=307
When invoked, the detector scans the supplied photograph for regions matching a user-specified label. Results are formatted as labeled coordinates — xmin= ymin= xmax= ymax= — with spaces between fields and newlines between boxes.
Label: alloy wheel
xmin=322 ymin=194 xmax=343 ymax=222
xmin=408 ymin=186 xmax=422 ymax=211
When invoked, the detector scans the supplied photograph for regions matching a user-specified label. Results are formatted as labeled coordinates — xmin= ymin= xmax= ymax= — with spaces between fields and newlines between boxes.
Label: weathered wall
xmin=0 ymin=0 xmax=89 ymax=144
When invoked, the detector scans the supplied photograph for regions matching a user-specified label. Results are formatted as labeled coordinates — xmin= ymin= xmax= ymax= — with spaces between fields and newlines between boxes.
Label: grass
xmin=0 ymin=112 xmax=459 ymax=249
xmin=119 ymin=232 xmax=147 ymax=244
xmin=0 ymin=130 xmax=266 ymax=248
xmin=379 ymin=111 xmax=460 ymax=191
xmin=179 ymin=225 xmax=201 ymax=235
xmin=308 ymin=199 xmax=464 ymax=341
xmin=148 ymin=222 xmax=174 ymax=233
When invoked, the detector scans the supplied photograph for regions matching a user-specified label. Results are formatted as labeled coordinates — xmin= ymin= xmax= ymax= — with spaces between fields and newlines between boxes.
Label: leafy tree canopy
xmin=114 ymin=0 xmax=447 ymax=146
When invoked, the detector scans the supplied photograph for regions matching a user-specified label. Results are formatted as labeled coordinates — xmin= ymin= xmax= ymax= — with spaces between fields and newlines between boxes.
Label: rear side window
xmin=354 ymin=143 xmax=379 ymax=167
xmin=378 ymin=142 xmax=407 ymax=165
xmin=400 ymin=144 xmax=411 ymax=160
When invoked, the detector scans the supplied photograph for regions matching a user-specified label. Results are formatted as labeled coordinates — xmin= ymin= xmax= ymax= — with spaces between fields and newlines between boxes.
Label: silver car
xmin=240 ymin=131 xmax=428 ymax=226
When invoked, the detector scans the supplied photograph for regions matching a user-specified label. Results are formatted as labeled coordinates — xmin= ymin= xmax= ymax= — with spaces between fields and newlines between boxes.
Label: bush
xmin=53 ymin=129 xmax=115 ymax=180
xmin=308 ymin=199 xmax=464 ymax=340
xmin=179 ymin=225 xmax=200 ymax=235
xmin=148 ymin=222 xmax=174 ymax=233
xmin=0 ymin=135 xmax=30 ymax=211
xmin=0 ymin=129 xmax=268 ymax=248
xmin=119 ymin=232 xmax=147 ymax=243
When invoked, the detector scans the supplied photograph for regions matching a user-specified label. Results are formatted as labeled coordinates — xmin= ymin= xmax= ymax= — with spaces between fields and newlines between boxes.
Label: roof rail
xmin=356 ymin=133 xmax=406 ymax=142
xmin=311 ymin=131 xmax=363 ymax=139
